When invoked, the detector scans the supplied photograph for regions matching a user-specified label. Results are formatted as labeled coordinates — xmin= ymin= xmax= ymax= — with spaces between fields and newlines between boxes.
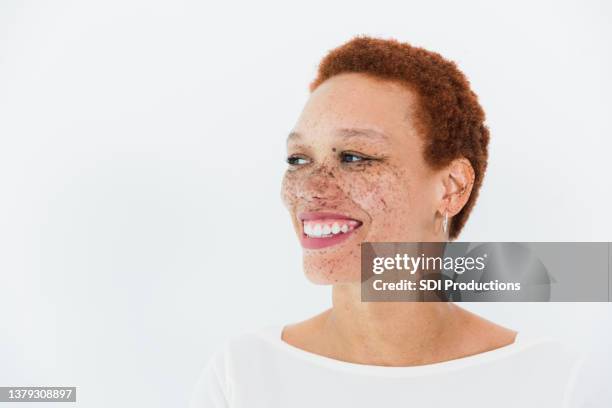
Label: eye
xmin=340 ymin=152 xmax=369 ymax=163
xmin=286 ymin=155 xmax=311 ymax=166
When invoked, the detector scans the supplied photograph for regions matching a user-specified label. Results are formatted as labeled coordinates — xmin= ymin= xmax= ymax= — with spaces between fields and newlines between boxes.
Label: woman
xmin=190 ymin=36 xmax=576 ymax=407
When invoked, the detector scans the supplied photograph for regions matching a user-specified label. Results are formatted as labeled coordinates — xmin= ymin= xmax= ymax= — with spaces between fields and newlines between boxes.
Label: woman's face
xmin=281 ymin=73 xmax=444 ymax=284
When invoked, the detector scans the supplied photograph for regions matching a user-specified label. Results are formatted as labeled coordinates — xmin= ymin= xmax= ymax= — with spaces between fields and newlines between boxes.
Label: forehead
xmin=294 ymin=73 xmax=421 ymax=138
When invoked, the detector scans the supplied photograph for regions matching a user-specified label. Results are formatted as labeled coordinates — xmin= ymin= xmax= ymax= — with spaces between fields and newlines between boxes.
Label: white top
xmin=190 ymin=326 xmax=579 ymax=408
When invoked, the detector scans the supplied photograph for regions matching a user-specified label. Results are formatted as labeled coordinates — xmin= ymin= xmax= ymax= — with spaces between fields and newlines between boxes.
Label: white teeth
xmin=303 ymin=220 xmax=359 ymax=238
xmin=304 ymin=224 xmax=312 ymax=235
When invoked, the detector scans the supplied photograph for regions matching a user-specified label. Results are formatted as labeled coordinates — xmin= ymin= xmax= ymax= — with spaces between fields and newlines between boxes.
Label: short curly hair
xmin=310 ymin=36 xmax=490 ymax=240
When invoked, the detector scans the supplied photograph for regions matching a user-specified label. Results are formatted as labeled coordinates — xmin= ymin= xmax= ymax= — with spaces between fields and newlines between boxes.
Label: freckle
xmin=332 ymin=147 xmax=336 ymax=152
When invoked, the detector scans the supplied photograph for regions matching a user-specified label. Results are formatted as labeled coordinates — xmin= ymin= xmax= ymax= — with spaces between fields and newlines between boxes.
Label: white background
xmin=1 ymin=0 xmax=611 ymax=407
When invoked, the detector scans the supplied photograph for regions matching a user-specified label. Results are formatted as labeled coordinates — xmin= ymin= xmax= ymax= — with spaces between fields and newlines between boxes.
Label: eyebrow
xmin=287 ymin=127 xmax=389 ymax=143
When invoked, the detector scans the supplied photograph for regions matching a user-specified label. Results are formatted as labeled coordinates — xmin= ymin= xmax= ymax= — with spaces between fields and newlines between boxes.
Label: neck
xmin=323 ymin=283 xmax=461 ymax=366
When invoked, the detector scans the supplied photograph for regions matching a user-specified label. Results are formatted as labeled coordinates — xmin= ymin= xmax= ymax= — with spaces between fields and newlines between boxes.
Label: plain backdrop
xmin=0 ymin=0 xmax=611 ymax=407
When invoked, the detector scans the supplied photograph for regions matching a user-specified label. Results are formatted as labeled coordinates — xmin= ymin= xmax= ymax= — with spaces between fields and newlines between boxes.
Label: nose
xmin=297 ymin=165 xmax=343 ymax=203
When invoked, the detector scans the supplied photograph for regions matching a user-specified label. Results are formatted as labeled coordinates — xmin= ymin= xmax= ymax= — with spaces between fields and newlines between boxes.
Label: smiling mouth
xmin=303 ymin=219 xmax=360 ymax=238
xmin=298 ymin=212 xmax=363 ymax=249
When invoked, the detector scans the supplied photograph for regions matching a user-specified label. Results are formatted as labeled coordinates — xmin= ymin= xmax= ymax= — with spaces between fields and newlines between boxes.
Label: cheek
xmin=280 ymin=172 xmax=298 ymax=209
xmin=341 ymin=166 xmax=416 ymax=232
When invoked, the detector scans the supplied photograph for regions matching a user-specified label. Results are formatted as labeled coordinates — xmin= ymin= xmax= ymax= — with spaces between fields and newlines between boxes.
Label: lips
xmin=298 ymin=212 xmax=363 ymax=250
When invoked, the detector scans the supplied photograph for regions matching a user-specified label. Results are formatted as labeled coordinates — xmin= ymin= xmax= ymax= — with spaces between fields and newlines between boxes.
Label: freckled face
xmin=281 ymin=73 xmax=440 ymax=284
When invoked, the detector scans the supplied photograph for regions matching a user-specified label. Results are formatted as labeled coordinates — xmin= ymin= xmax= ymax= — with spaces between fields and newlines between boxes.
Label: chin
xmin=302 ymin=254 xmax=361 ymax=284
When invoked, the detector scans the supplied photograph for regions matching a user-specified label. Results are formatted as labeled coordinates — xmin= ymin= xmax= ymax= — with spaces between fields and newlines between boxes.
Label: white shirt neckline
xmin=253 ymin=325 xmax=552 ymax=378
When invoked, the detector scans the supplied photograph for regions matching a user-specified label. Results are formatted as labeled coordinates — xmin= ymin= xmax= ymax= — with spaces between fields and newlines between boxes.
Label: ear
xmin=437 ymin=157 xmax=475 ymax=217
